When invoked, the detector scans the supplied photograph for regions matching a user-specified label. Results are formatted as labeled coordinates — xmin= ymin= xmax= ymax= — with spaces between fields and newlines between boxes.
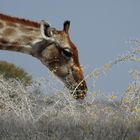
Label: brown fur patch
xmin=13 ymin=46 xmax=22 ymax=52
xmin=0 ymin=38 xmax=9 ymax=44
xmin=21 ymin=35 xmax=34 ymax=43
xmin=6 ymin=21 xmax=18 ymax=27
xmin=14 ymin=38 xmax=22 ymax=43
xmin=68 ymin=37 xmax=80 ymax=67
xmin=3 ymin=28 xmax=16 ymax=36
xmin=0 ymin=13 xmax=40 ymax=28
xmin=12 ymin=41 xmax=20 ymax=45
xmin=19 ymin=25 xmax=38 ymax=33
xmin=0 ymin=44 xmax=5 ymax=49
xmin=0 ymin=22 xmax=4 ymax=28
xmin=0 ymin=44 xmax=22 ymax=52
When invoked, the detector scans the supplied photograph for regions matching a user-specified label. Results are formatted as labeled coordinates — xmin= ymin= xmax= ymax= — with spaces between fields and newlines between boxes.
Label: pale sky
xmin=0 ymin=0 xmax=140 ymax=95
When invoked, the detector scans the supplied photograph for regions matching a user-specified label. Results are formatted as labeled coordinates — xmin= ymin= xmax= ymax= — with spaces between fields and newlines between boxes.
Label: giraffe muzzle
xmin=71 ymin=80 xmax=88 ymax=99
xmin=63 ymin=67 xmax=88 ymax=99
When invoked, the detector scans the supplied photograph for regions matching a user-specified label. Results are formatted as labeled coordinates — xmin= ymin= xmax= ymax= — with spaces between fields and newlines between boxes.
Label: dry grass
xmin=0 ymin=43 xmax=140 ymax=140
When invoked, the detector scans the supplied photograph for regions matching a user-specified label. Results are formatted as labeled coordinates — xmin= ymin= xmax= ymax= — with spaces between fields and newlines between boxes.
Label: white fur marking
xmin=40 ymin=20 xmax=55 ymax=42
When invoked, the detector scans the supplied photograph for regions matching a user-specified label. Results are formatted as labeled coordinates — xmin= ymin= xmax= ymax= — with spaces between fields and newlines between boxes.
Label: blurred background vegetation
xmin=0 ymin=61 xmax=32 ymax=85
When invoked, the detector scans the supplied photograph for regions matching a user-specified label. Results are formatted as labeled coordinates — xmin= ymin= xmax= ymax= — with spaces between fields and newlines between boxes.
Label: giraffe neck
xmin=0 ymin=13 xmax=42 ymax=55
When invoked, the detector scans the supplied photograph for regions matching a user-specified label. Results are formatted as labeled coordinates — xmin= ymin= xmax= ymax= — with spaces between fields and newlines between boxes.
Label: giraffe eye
xmin=62 ymin=48 xmax=72 ymax=59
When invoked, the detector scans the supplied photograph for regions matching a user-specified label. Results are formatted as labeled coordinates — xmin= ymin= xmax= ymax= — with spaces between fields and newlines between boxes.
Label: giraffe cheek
xmin=52 ymin=66 xmax=69 ymax=78
xmin=41 ymin=45 xmax=59 ymax=60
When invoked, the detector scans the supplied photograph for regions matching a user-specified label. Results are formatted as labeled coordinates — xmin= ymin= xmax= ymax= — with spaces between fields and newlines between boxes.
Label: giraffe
xmin=0 ymin=13 xmax=87 ymax=99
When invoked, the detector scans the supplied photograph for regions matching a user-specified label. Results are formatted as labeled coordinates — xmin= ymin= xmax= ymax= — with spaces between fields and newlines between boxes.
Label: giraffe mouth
xmin=71 ymin=83 xmax=88 ymax=99
xmin=63 ymin=73 xmax=88 ymax=99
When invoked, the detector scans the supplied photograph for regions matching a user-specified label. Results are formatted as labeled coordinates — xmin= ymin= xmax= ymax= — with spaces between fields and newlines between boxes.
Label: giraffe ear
xmin=41 ymin=20 xmax=55 ymax=41
xmin=41 ymin=20 xmax=51 ymax=37
xmin=63 ymin=20 xmax=70 ymax=34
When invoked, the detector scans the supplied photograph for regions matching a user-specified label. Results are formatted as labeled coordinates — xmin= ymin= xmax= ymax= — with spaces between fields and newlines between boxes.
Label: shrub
xmin=0 ymin=61 xmax=32 ymax=85
xmin=0 ymin=76 xmax=140 ymax=140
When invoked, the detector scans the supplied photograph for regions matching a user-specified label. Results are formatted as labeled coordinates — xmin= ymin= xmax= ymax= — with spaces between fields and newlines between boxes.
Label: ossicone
xmin=63 ymin=20 xmax=70 ymax=34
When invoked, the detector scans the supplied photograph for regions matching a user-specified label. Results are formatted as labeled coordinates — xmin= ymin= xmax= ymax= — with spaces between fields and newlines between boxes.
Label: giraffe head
xmin=39 ymin=20 xmax=88 ymax=99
